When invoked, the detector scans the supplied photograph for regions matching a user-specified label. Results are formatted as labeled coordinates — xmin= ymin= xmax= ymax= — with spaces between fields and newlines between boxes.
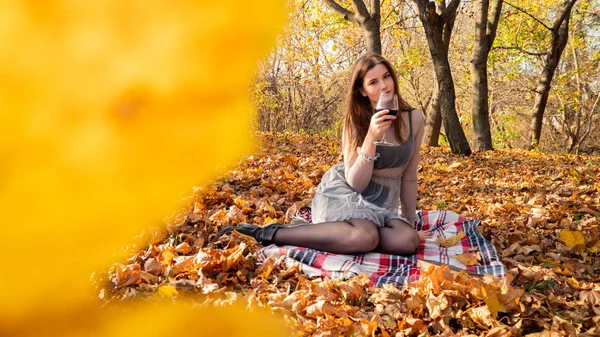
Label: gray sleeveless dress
xmin=311 ymin=111 xmax=414 ymax=227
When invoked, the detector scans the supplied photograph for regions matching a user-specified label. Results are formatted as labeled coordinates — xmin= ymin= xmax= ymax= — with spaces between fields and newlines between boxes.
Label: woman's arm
xmin=400 ymin=110 xmax=425 ymax=224
xmin=344 ymin=131 xmax=378 ymax=193
xmin=344 ymin=110 xmax=395 ymax=193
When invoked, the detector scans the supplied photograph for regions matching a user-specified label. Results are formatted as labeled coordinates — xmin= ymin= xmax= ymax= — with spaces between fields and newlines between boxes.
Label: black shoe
xmin=217 ymin=223 xmax=283 ymax=246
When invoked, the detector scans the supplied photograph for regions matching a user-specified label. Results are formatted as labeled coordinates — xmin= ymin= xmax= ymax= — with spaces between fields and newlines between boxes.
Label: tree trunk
xmin=470 ymin=0 xmax=503 ymax=151
xmin=423 ymin=78 xmax=442 ymax=146
xmin=435 ymin=52 xmax=471 ymax=155
xmin=323 ymin=0 xmax=382 ymax=54
xmin=421 ymin=0 xmax=455 ymax=146
xmin=362 ymin=17 xmax=382 ymax=55
xmin=527 ymin=0 xmax=577 ymax=150
xmin=415 ymin=0 xmax=471 ymax=155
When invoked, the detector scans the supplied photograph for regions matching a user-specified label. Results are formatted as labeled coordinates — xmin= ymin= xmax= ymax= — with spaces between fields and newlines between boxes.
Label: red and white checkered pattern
xmin=258 ymin=210 xmax=506 ymax=287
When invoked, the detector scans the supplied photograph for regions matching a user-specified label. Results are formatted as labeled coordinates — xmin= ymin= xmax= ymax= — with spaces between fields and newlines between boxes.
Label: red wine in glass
xmin=374 ymin=93 xmax=399 ymax=146
xmin=376 ymin=108 xmax=399 ymax=116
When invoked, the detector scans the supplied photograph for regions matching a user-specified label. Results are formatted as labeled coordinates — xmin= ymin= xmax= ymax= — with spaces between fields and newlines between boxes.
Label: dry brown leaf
xmin=485 ymin=326 xmax=512 ymax=337
xmin=397 ymin=317 xmax=428 ymax=335
xmin=405 ymin=295 xmax=425 ymax=312
xmin=226 ymin=205 xmax=246 ymax=223
xmin=580 ymin=290 xmax=600 ymax=307
xmin=223 ymin=243 xmax=247 ymax=272
xmin=305 ymin=300 xmax=341 ymax=318
xmin=143 ymin=257 xmax=162 ymax=275
xmin=171 ymin=256 xmax=195 ymax=275
xmin=194 ymin=250 xmax=214 ymax=268
xmin=209 ymin=209 xmax=229 ymax=223
xmin=256 ymin=198 xmax=276 ymax=214
xmin=283 ymin=155 xmax=298 ymax=167
xmin=102 ymin=133 xmax=600 ymax=337
xmin=140 ymin=271 xmax=159 ymax=284
xmin=197 ymin=273 xmax=221 ymax=294
xmin=379 ymin=314 xmax=397 ymax=330
xmin=111 ymin=264 xmax=141 ymax=288
xmin=468 ymin=305 xmax=495 ymax=328
xmin=425 ymin=293 xmax=449 ymax=319
xmin=175 ymin=242 xmax=191 ymax=255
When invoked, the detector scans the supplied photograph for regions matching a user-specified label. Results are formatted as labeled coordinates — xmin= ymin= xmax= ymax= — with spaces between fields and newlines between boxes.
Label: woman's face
xmin=359 ymin=63 xmax=395 ymax=108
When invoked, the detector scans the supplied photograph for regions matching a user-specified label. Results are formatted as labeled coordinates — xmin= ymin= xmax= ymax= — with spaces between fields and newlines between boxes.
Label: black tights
xmin=272 ymin=218 xmax=420 ymax=255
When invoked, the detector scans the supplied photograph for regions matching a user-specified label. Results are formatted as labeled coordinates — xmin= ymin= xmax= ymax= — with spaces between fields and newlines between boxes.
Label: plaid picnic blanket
xmin=258 ymin=209 xmax=506 ymax=287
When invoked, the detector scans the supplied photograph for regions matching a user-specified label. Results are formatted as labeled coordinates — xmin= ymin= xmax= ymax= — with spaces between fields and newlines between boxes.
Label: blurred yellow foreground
xmin=0 ymin=1 xmax=287 ymax=336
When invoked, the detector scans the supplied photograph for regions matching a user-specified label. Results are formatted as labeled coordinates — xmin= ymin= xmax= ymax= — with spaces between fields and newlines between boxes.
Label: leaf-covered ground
xmin=99 ymin=132 xmax=600 ymax=336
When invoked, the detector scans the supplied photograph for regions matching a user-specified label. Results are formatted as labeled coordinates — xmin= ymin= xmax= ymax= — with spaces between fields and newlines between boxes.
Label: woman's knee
xmin=383 ymin=222 xmax=421 ymax=254
xmin=405 ymin=229 xmax=420 ymax=253
xmin=346 ymin=221 xmax=379 ymax=252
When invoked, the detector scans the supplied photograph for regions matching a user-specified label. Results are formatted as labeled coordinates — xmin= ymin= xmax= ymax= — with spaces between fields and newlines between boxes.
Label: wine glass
xmin=374 ymin=92 xmax=399 ymax=146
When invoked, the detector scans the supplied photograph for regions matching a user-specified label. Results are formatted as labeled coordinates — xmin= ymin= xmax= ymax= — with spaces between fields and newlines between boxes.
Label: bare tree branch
xmin=504 ymin=1 xmax=551 ymax=30
xmin=371 ymin=0 xmax=381 ymax=18
xmin=351 ymin=0 xmax=371 ymax=20
xmin=591 ymin=91 xmax=600 ymax=117
xmin=487 ymin=0 xmax=503 ymax=40
xmin=322 ymin=0 xmax=358 ymax=23
xmin=493 ymin=45 xmax=547 ymax=56
xmin=413 ymin=0 xmax=428 ymax=15
xmin=552 ymin=0 xmax=578 ymax=31
xmin=441 ymin=0 xmax=461 ymax=23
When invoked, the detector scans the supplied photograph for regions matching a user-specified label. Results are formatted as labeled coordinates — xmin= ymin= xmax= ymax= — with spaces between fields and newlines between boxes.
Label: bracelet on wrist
xmin=357 ymin=147 xmax=380 ymax=162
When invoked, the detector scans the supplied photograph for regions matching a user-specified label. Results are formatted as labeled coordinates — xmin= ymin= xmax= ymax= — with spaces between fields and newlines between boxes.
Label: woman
xmin=219 ymin=53 xmax=426 ymax=255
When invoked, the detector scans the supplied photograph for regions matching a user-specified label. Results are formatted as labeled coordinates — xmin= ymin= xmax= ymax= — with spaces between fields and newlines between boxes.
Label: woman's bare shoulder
xmin=409 ymin=109 xmax=425 ymax=125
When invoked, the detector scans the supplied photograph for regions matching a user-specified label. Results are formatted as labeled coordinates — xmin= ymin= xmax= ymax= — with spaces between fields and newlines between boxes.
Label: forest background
xmin=252 ymin=0 xmax=600 ymax=154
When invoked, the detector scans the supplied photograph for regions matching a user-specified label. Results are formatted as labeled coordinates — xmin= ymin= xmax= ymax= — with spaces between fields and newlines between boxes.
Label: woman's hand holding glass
xmin=368 ymin=109 xmax=396 ymax=144
xmin=374 ymin=93 xmax=399 ymax=146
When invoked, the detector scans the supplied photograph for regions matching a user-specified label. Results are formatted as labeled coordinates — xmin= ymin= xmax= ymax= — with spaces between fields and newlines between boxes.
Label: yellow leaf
xmin=193 ymin=201 xmax=207 ymax=213
xmin=234 ymin=197 xmax=247 ymax=208
xmin=157 ymin=284 xmax=179 ymax=299
xmin=159 ymin=249 xmax=176 ymax=266
xmin=283 ymin=155 xmax=298 ymax=167
xmin=590 ymin=240 xmax=600 ymax=253
xmin=437 ymin=231 xmax=465 ymax=247
xmin=0 ymin=0 xmax=287 ymax=334
xmin=559 ymin=229 xmax=585 ymax=247
xmin=481 ymin=286 xmax=505 ymax=318
xmin=264 ymin=216 xmax=279 ymax=224
xmin=567 ymin=277 xmax=579 ymax=288
xmin=455 ymin=252 xmax=481 ymax=266
xmin=209 ymin=209 xmax=229 ymax=223
xmin=55 ymin=301 xmax=289 ymax=336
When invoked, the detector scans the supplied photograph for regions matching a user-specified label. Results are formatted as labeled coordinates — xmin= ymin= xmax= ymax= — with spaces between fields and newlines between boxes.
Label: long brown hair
xmin=342 ymin=53 xmax=412 ymax=161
